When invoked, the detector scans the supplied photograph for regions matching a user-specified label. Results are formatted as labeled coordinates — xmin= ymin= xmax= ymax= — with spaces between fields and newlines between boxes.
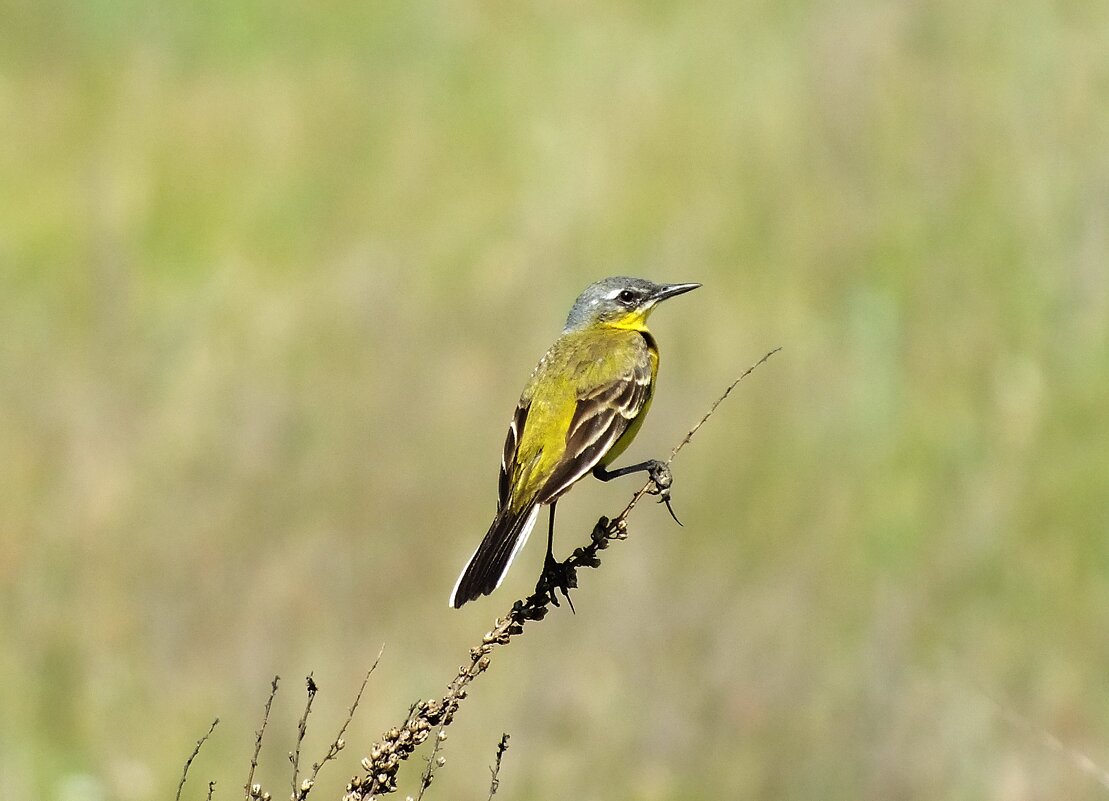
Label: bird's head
xmin=563 ymin=276 xmax=701 ymax=333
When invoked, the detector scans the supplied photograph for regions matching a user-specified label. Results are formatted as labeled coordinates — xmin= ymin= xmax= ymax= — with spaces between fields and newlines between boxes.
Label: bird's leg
xmin=593 ymin=460 xmax=682 ymax=525
xmin=535 ymin=501 xmax=576 ymax=612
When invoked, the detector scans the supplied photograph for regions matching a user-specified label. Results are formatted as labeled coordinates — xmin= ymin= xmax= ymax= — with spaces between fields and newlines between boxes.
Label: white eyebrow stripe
xmin=604 ymin=287 xmax=624 ymax=300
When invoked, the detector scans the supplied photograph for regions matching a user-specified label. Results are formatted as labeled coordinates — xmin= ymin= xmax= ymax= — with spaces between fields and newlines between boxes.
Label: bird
xmin=449 ymin=276 xmax=700 ymax=609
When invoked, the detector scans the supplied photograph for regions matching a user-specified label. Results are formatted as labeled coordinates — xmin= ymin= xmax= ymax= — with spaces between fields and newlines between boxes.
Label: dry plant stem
xmin=303 ymin=647 xmax=384 ymax=796
xmin=176 ymin=718 xmax=219 ymax=801
xmin=291 ymin=674 xmax=318 ymax=800
xmin=979 ymin=685 xmax=1109 ymax=790
xmin=668 ymin=346 xmax=783 ymax=463
xmin=487 ymin=734 xmax=510 ymax=800
xmin=207 ymin=781 xmax=217 ymax=801
xmin=344 ymin=348 xmax=781 ymax=800
xmin=414 ymin=725 xmax=448 ymax=801
xmin=246 ymin=676 xmax=280 ymax=800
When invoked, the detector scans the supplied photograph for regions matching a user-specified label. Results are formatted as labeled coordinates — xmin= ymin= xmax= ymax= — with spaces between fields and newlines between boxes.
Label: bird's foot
xmin=644 ymin=460 xmax=682 ymax=525
xmin=536 ymin=554 xmax=577 ymax=613
xmin=645 ymin=460 xmax=673 ymax=494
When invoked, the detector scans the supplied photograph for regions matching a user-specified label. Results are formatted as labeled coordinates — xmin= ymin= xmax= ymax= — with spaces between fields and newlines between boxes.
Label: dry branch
xmin=979 ymin=684 xmax=1109 ymax=791
xmin=290 ymin=674 xmax=318 ymax=799
xmin=302 ymin=647 xmax=384 ymax=796
xmin=177 ymin=718 xmax=219 ymax=801
xmin=343 ymin=348 xmax=781 ymax=799
xmin=487 ymin=734 xmax=510 ymax=800
xmin=246 ymin=676 xmax=280 ymax=800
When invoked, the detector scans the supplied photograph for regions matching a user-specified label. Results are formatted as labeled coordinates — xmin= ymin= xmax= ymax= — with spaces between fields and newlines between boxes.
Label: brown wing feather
xmin=498 ymin=401 xmax=529 ymax=510
xmin=537 ymin=351 xmax=652 ymax=504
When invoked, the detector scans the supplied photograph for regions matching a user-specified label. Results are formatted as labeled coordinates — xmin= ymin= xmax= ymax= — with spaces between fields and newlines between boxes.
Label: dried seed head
xmin=436 ymin=756 xmax=446 ymax=767
xmin=361 ymin=756 xmax=373 ymax=771
xmin=437 ymin=729 xmax=448 ymax=742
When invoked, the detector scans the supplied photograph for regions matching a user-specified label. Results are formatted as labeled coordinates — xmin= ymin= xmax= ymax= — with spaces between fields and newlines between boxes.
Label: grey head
xmin=563 ymin=276 xmax=701 ymax=332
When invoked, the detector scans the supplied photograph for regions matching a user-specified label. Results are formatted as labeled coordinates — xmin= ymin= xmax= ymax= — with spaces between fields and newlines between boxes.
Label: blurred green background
xmin=3 ymin=1 xmax=1108 ymax=799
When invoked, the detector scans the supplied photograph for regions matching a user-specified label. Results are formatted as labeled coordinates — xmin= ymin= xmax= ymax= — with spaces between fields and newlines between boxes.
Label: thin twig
xmin=669 ymin=346 xmax=782 ymax=462
xmin=290 ymin=673 xmax=318 ymax=799
xmin=176 ymin=718 xmax=219 ymax=801
xmin=345 ymin=349 xmax=779 ymax=800
xmin=303 ymin=646 xmax=385 ymax=796
xmin=246 ymin=675 xmax=280 ymax=800
xmin=978 ymin=684 xmax=1109 ymax=790
xmin=207 ymin=781 xmax=217 ymax=801
xmin=619 ymin=346 xmax=783 ymax=522
xmin=415 ymin=725 xmax=448 ymax=800
xmin=487 ymin=734 xmax=510 ymax=800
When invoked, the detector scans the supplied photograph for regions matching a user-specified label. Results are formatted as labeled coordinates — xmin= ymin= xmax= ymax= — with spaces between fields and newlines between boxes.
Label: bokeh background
xmin=3 ymin=1 xmax=1108 ymax=799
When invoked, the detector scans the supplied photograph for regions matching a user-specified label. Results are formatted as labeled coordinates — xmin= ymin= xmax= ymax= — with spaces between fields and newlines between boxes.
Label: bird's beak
xmin=652 ymin=282 xmax=701 ymax=303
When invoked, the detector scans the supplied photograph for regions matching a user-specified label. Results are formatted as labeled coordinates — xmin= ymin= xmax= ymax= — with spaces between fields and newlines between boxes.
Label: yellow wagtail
xmin=450 ymin=276 xmax=700 ymax=608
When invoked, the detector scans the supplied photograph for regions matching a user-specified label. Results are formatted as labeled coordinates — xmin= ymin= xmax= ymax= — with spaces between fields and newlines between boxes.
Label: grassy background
xmin=3 ymin=1 xmax=1109 ymax=799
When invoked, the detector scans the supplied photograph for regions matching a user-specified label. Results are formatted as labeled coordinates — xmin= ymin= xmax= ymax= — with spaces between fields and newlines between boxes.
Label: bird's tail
xmin=450 ymin=503 xmax=540 ymax=608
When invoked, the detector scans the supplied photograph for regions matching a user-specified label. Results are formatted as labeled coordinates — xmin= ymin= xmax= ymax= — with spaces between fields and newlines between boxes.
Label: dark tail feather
xmin=450 ymin=504 xmax=540 ymax=608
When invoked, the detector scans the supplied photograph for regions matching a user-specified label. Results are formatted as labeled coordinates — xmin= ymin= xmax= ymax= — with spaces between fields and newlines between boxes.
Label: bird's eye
xmin=618 ymin=289 xmax=637 ymax=304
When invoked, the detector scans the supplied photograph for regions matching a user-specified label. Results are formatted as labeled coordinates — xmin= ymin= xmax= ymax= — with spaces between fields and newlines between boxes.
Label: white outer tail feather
xmin=448 ymin=504 xmax=540 ymax=607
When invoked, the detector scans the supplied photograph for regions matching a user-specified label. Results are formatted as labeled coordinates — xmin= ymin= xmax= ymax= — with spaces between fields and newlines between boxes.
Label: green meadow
xmin=2 ymin=1 xmax=1108 ymax=798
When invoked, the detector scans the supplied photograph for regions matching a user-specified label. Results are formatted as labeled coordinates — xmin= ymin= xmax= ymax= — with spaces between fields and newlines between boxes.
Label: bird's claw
xmin=536 ymin=555 xmax=577 ymax=613
xmin=645 ymin=460 xmax=673 ymax=495
xmin=659 ymin=495 xmax=683 ymax=526
xmin=646 ymin=461 xmax=682 ymax=526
